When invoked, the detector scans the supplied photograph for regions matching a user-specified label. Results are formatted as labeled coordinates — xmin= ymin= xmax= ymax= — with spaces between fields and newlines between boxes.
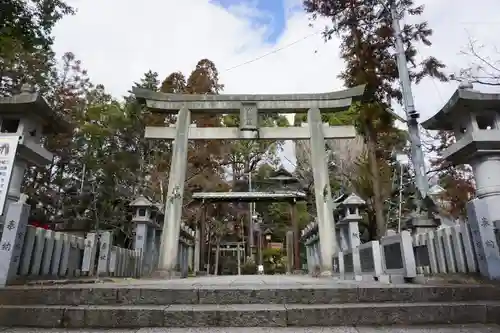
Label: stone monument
xmin=134 ymin=85 xmax=366 ymax=276
xmin=0 ymin=84 xmax=70 ymax=286
xmin=422 ymin=82 xmax=500 ymax=279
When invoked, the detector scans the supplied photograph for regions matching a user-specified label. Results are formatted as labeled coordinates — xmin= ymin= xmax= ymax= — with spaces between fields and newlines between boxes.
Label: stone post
xmin=307 ymin=108 xmax=337 ymax=274
xmin=147 ymin=226 xmax=157 ymax=272
xmin=286 ymin=230 xmax=294 ymax=274
xmin=158 ymin=107 xmax=191 ymax=277
xmin=194 ymin=227 xmax=200 ymax=273
xmin=0 ymin=201 xmax=30 ymax=286
xmin=467 ymin=198 xmax=500 ymax=279
xmin=97 ymin=231 xmax=113 ymax=276
xmin=184 ymin=243 xmax=189 ymax=277
xmin=314 ymin=242 xmax=321 ymax=267
xmin=306 ymin=242 xmax=314 ymax=273
xmin=187 ymin=244 xmax=194 ymax=272
xmin=290 ymin=201 xmax=301 ymax=272
xmin=199 ymin=204 xmax=207 ymax=275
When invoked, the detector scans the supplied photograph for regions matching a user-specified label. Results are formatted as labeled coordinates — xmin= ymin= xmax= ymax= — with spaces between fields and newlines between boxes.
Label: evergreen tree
xmin=303 ymin=0 xmax=448 ymax=238
xmin=0 ymin=0 xmax=74 ymax=95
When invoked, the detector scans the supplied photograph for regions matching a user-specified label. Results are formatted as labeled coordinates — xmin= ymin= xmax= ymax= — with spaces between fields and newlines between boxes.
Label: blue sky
xmin=211 ymin=0 xmax=289 ymax=44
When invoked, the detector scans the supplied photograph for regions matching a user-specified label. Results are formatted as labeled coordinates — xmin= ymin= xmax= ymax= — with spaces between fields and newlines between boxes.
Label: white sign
xmin=0 ymin=136 xmax=19 ymax=215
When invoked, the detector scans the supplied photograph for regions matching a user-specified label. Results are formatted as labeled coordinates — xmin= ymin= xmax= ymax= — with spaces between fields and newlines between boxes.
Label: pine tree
xmin=303 ymin=0 xmax=448 ymax=238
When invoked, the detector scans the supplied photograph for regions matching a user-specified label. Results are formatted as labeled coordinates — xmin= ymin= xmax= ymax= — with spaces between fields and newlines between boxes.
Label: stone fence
xmin=330 ymin=222 xmax=488 ymax=282
xmin=0 ymin=225 xmax=142 ymax=287
xmin=82 ymin=231 xmax=142 ymax=278
xmin=304 ymin=213 xmax=495 ymax=282
xmin=412 ymin=223 xmax=478 ymax=275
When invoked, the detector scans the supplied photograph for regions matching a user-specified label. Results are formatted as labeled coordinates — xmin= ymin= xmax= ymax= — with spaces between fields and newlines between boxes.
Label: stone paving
xmin=1 ymin=325 xmax=500 ymax=332
xmin=12 ymin=274 xmax=428 ymax=290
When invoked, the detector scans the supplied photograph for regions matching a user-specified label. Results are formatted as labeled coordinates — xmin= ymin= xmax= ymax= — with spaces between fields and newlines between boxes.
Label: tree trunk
xmin=366 ymin=124 xmax=386 ymax=239
xmin=346 ymin=1 xmax=386 ymax=238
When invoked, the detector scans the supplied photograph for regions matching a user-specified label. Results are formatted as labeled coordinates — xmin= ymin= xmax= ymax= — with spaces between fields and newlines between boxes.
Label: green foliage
xmin=262 ymin=248 xmax=286 ymax=275
xmin=303 ymin=0 xmax=448 ymax=238
xmin=0 ymin=0 xmax=74 ymax=96
xmin=241 ymin=257 xmax=257 ymax=275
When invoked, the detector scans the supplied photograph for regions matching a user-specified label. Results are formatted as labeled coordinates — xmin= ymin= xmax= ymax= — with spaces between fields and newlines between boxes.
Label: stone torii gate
xmin=134 ymin=85 xmax=366 ymax=276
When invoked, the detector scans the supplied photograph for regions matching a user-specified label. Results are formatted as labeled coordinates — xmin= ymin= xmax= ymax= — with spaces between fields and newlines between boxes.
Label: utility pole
xmin=390 ymin=3 xmax=429 ymax=204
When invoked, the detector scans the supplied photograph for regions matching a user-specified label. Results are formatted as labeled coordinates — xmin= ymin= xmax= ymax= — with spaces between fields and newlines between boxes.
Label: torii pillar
xmin=134 ymin=85 xmax=366 ymax=276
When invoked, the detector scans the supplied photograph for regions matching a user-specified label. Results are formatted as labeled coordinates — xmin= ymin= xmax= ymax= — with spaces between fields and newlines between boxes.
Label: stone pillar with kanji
xmin=0 ymin=84 xmax=70 ymax=286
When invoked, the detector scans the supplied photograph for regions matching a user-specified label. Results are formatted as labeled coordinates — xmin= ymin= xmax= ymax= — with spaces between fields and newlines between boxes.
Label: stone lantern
xmin=422 ymin=83 xmax=500 ymax=279
xmin=130 ymin=195 xmax=159 ymax=275
xmin=336 ymin=193 xmax=365 ymax=251
xmin=0 ymin=84 xmax=70 ymax=285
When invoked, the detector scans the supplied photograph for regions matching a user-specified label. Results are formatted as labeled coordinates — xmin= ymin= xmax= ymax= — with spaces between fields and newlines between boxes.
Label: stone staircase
xmin=0 ymin=283 xmax=499 ymax=328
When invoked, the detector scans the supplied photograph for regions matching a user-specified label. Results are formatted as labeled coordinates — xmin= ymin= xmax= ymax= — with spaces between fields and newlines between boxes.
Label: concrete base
xmin=388 ymin=275 xmax=406 ymax=284
xmin=151 ymin=269 xmax=182 ymax=279
xmin=320 ymin=270 xmax=333 ymax=277
xmin=376 ymin=275 xmax=391 ymax=284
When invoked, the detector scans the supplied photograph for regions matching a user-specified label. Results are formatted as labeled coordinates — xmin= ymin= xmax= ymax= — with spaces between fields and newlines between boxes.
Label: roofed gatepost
xmin=422 ymin=82 xmax=500 ymax=279
xmin=134 ymin=85 xmax=366 ymax=277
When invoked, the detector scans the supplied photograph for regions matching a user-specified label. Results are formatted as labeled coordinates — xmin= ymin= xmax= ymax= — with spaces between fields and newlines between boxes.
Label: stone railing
xmin=82 ymin=231 xmax=142 ymax=278
xmin=333 ymin=241 xmax=384 ymax=281
xmin=342 ymin=223 xmax=482 ymax=283
xmin=302 ymin=220 xmax=319 ymax=273
xmin=412 ymin=223 xmax=478 ymax=275
xmin=18 ymin=225 xmax=87 ymax=280
xmin=301 ymin=192 xmax=491 ymax=282
xmin=304 ymin=233 xmax=320 ymax=273
xmin=308 ymin=209 xmax=495 ymax=282
xmin=0 ymin=226 xmax=144 ymax=286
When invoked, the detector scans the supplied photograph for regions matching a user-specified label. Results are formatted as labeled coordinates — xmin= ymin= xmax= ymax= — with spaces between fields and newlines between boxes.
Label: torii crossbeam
xmin=134 ymin=85 xmax=366 ymax=277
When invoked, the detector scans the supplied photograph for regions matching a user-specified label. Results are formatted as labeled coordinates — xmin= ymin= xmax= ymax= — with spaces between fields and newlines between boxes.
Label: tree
xmin=303 ymin=0 xmax=448 ymax=238
xmin=22 ymin=52 xmax=96 ymax=230
xmin=159 ymin=60 xmax=228 ymax=228
xmin=429 ymin=131 xmax=475 ymax=219
xmin=0 ymin=0 xmax=74 ymax=95
xmin=294 ymin=108 xmax=366 ymax=214
xmin=450 ymin=37 xmax=500 ymax=86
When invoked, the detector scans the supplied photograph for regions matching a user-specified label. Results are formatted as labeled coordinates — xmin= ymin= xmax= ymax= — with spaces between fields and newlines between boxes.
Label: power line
xmin=459 ymin=21 xmax=500 ymax=25
xmin=223 ymin=30 xmax=322 ymax=73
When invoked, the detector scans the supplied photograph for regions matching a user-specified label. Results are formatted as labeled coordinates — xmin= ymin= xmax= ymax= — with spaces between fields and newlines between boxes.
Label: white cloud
xmin=53 ymin=0 xmax=500 ymax=171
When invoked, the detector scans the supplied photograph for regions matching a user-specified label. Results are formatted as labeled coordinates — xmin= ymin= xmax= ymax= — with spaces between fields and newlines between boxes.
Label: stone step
xmin=1 ymin=285 xmax=499 ymax=305
xmin=0 ymin=302 xmax=499 ymax=328
xmin=3 ymin=325 xmax=500 ymax=333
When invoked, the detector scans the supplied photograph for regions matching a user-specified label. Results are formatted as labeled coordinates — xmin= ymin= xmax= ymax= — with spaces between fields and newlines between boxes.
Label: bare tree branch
xmin=451 ymin=36 xmax=500 ymax=86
